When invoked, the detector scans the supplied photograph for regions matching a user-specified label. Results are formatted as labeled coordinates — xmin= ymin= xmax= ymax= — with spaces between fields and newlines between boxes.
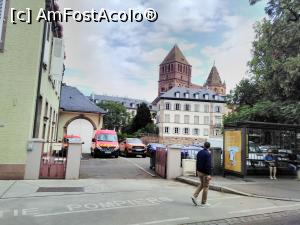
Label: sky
xmin=59 ymin=0 xmax=267 ymax=102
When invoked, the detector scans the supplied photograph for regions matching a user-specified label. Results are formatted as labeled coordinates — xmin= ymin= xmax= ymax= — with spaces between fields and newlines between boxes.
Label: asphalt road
xmin=79 ymin=154 xmax=156 ymax=179
xmin=1 ymin=156 xmax=300 ymax=225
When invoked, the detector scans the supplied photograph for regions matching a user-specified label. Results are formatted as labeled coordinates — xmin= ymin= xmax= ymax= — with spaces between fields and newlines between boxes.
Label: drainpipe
xmin=56 ymin=66 xmax=65 ymax=141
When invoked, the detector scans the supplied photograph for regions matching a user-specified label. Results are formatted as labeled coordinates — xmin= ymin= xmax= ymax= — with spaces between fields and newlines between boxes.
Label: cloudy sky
xmin=59 ymin=0 xmax=266 ymax=102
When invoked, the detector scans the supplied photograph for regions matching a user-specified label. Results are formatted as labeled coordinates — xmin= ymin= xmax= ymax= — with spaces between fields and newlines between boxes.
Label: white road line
xmin=34 ymin=203 xmax=160 ymax=217
xmin=122 ymin=157 xmax=156 ymax=177
xmin=229 ymin=203 xmax=300 ymax=214
xmin=126 ymin=217 xmax=190 ymax=225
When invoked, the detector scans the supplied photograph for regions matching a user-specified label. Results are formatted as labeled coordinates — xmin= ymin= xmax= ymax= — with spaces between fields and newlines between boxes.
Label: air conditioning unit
xmin=50 ymin=37 xmax=64 ymax=80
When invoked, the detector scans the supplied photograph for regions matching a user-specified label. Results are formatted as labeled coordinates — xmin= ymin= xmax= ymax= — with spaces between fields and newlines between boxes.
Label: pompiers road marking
xmin=122 ymin=157 xmax=156 ymax=177
xmin=35 ymin=197 xmax=173 ymax=217
xmin=0 ymin=208 xmax=40 ymax=218
xmin=229 ymin=203 xmax=300 ymax=214
xmin=0 ymin=197 xmax=173 ymax=219
xmin=35 ymin=203 xmax=159 ymax=217
xmin=127 ymin=217 xmax=190 ymax=225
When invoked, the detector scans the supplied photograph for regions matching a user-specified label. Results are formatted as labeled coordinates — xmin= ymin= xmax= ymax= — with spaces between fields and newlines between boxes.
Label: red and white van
xmin=91 ymin=130 xmax=119 ymax=158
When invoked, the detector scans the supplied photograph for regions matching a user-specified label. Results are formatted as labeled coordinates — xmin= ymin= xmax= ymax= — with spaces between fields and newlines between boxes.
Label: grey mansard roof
xmin=60 ymin=85 xmax=106 ymax=114
xmin=90 ymin=95 xmax=157 ymax=111
xmin=159 ymin=87 xmax=226 ymax=102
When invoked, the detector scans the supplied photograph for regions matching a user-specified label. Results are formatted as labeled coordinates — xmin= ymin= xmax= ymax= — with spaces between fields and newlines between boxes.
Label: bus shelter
xmin=223 ymin=121 xmax=300 ymax=177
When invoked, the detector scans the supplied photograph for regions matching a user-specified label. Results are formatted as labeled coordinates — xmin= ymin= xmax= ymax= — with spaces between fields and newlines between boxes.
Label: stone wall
xmin=140 ymin=135 xmax=159 ymax=144
xmin=159 ymin=136 xmax=206 ymax=146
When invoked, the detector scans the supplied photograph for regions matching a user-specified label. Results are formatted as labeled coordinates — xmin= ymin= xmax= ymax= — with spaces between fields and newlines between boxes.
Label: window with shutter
xmin=0 ymin=0 xmax=8 ymax=51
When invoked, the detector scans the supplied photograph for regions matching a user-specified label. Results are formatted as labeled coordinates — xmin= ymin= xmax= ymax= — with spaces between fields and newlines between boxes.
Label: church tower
xmin=158 ymin=44 xmax=192 ymax=95
xmin=204 ymin=64 xmax=226 ymax=95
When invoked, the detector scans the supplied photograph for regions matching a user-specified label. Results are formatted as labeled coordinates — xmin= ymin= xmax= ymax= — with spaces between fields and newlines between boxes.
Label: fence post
xmin=65 ymin=141 xmax=82 ymax=179
xmin=24 ymin=139 xmax=44 ymax=180
xmin=167 ymin=144 xmax=184 ymax=179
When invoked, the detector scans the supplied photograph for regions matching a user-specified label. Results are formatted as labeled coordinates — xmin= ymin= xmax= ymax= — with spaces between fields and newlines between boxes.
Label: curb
xmin=176 ymin=176 xmax=300 ymax=202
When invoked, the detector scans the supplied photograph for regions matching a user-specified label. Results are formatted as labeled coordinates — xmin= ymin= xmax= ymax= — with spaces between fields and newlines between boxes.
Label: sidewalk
xmin=0 ymin=179 xmax=152 ymax=199
xmin=177 ymin=175 xmax=300 ymax=202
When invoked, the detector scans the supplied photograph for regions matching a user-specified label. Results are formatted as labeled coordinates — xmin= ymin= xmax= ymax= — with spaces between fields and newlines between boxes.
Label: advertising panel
xmin=224 ymin=130 xmax=242 ymax=173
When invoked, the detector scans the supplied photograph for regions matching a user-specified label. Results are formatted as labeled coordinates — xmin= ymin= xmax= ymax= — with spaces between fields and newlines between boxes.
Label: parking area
xmin=79 ymin=154 xmax=156 ymax=179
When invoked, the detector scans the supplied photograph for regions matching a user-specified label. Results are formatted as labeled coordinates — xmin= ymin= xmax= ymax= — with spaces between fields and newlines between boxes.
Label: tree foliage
xmin=131 ymin=103 xmax=153 ymax=133
xmin=97 ymin=101 xmax=129 ymax=131
xmin=226 ymin=0 xmax=300 ymax=124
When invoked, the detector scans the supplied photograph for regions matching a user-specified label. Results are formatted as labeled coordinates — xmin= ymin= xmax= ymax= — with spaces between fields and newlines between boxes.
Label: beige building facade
xmin=157 ymin=87 xmax=226 ymax=145
xmin=0 ymin=0 xmax=64 ymax=179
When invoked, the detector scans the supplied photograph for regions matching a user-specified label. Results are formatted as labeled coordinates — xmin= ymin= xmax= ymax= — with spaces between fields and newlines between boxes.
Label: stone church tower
xmin=158 ymin=44 xmax=192 ymax=95
xmin=204 ymin=64 xmax=226 ymax=95
xmin=157 ymin=44 xmax=226 ymax=96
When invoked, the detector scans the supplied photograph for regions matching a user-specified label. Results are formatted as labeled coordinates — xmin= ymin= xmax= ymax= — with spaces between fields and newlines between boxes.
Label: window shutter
xmin=0 ymin=0 xmax=6 ymax=43
xmin=50 ymin=37 xmax=64 ymax=79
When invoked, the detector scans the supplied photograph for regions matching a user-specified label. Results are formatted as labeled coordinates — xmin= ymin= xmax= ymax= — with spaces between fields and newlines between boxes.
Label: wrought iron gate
xmin=39 ymin=142 xmax=67 ymax=179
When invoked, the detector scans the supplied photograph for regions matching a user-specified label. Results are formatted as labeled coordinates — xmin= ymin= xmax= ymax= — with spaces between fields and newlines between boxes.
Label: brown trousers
xmin=193 ymin=171 xmax=210 ymax=204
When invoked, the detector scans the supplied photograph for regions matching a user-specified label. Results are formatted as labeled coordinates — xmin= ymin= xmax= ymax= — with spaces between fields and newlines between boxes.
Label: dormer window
xmin=184 ymin=92 xmax=189 ymax=98
xmin=194 ymin=93 xmax=199 ymax=99
xmin=203 ymin=94 xmax=209 ymax=100
xmin=214 ymin=95 xmax=219 ymax=100
xmin=175 ymin=92 xmax=180 ymax=98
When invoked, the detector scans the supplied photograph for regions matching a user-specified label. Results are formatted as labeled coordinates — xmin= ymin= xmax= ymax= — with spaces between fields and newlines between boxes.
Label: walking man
xmin=191 ymin=142 xmax=212 ymax=207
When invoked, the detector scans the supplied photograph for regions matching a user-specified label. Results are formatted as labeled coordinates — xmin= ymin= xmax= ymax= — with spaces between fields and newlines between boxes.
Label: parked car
xmin=146 ymin=143 xmax=166 ymax=156
xmin=181 ymin=146 xmax=203 ymax=160
xmin=91 ymin=130 xmax=119 ymax=158
xmin=119 ymin=138 xmax=146 ymax=157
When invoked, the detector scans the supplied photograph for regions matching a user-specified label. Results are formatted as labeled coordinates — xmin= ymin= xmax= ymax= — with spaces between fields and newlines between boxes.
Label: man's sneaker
xmin=191 ymin=196 xmax=198 ymax=206
xmin=201 ymin=203 xmax=211 ymax=208
xmin=270 ymin=176 xmax=273 ymax=180
xmin=273 ymin=176 xmax=277 ymax=180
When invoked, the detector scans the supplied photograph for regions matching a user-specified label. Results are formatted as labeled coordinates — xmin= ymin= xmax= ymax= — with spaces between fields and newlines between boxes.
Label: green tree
xmin=227 ymin=78 xmax=261 ymax=107
xmin=226 ymin=0 xmax=300 ymax=124
xmin=248 ymin=0 xmax=300 ymax=101
xmin=131 ymin=103 xmax=153 ymax=133
xmin=97 ymin=101 xmax=129 ymax=131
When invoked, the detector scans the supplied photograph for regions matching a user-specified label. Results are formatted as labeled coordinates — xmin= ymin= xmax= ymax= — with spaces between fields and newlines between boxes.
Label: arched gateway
xmin=57 ymin=85 xmax=106 ymax=153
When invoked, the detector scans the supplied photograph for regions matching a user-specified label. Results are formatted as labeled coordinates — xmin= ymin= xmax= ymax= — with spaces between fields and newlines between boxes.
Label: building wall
xmin=205 ymin=85 xmax=226 ymax=95
xmin=57 ymin=111 xmax=103 ymax=141
xmin=0 ymin=0 xmax=64 ymax=179
xmin=36 ymin=24 xmax=63 ymax=143
xmin=0 ymin=0 xmax=44 ymax=171
xmin=157 ymin=99 xmax=225 ymax=145
xmin=158 ymin=62 xmax=192 ymax=94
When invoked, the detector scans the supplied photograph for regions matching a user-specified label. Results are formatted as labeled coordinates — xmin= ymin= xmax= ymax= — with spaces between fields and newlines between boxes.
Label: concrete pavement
xmin=1 ymin=179 xmax=300 ymax=225
xmin=1 ymin=157 xmax=300 ymax=225
xmin=177 ymin=175 xmax=300 ymax=202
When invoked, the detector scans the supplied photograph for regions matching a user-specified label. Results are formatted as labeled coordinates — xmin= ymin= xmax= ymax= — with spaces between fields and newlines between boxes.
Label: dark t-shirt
xmin=196 ymin=149 xmax=212 ymax=175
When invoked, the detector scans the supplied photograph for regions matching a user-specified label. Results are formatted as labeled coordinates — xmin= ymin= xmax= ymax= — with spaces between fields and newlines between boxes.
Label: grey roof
xmin=60 ymin=85 xmax=106 ymax=114
xmin=90 ymin=94 xmax=158 ymax=111
xmin=161 ymin=44 xmax=191 ymax=65
xmin=160 ymin=87 xmax=226 ymax=102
